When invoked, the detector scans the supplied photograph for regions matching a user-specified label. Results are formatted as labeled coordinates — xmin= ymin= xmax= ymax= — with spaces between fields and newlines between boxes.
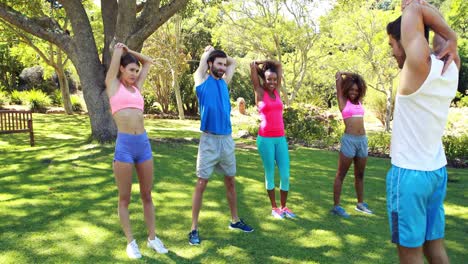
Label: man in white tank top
xmin=385 ymin=1 xmax=460 ymax=263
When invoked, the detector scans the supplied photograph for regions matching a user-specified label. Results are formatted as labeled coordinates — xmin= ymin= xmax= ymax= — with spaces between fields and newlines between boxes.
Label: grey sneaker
xmin=355 ymin=202 xmax=373 ymax=214
xmin=331 ymin=205 xmax=350 ymax=218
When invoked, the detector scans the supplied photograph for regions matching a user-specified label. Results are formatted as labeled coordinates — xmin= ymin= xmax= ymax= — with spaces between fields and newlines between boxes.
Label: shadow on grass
xmin=0 ymin=114 xmax=466 ymax=263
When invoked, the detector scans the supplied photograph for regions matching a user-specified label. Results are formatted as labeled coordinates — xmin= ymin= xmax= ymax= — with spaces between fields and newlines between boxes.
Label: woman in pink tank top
xmin=250 ymin=60 xmax=296 ymax=219
xmin=331 ymin=71 xmax=373 ymax=218
xmin=105 ymin=43 xmax=168 ymax=258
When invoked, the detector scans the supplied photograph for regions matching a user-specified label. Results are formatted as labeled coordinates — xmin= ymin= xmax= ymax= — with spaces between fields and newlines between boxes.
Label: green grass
xmin=0 ymin=114 xmax=466 ymax=263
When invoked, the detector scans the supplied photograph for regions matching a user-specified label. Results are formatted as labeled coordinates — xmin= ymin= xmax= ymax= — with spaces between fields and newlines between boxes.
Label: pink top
xmin=258 ymin=89 xmax=285 ymax=137
xmin=109 ymin=83 xmax=144 ymax=115
xmin=341 ymin=100 xmax=365 ymax=119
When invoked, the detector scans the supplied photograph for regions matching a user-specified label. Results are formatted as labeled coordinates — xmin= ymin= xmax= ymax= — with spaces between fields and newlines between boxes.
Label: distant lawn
xmin=0 ymin=114 xmax=466 ymax=263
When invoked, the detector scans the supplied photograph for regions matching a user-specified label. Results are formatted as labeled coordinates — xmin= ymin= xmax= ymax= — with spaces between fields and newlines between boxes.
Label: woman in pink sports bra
xmin=331 ymin=71 xmax=373 ymax=218
xmin=105 ymin=43 xmax=168 ymax=258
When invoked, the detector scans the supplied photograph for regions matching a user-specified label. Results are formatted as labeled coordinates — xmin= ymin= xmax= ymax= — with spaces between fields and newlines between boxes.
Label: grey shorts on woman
xmin=340 ymin=133 xmax=368 ymax=158
xmin=196 ymin=132 xmax=236 ymax=179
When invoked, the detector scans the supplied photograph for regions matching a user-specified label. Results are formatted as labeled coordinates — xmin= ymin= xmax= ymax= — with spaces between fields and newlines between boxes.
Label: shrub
xmin=283 ymin=104 xmax=343 ymax=147
xmin=143 ymin=92 xmax=161 ymax=114
xmin=0 ymin=91 xmax=10 ymax=108
xmin=51 ymin=90 xmax=63 ymax=106
xmin=367 ymin=132 xmax=391 ymax=156
xmin=24 ymin=90 xmax=51 ymax=113
xmin=70 ymin=95 xmax=83 ymax=112
xmin=443 ymin=134 xmax=468 ymax=165
xmin=10 ymin=90 xmax=24 ymax=105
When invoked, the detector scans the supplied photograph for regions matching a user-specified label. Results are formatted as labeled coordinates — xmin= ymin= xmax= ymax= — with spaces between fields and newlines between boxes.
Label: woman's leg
xmin=353 ymin=156 xmax=367 ymax=204
xmin=114 ymin=161 xmax=135 ymax=243
xmin=135 ymin=158 xmax=156 ymax=240
xmin=257 ymin=136 xmax=277 ymax=208
xmin=334 ymin=152 xmax=353 ymax=206
xmin=276 ymin=137 xmax=290 ymax=208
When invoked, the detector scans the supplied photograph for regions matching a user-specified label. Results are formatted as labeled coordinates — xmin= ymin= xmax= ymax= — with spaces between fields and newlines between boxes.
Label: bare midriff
xmin=344 ymin=117 xmax=365 ymax=135
xmin=113 ymin=108 xmax=145 ymax=134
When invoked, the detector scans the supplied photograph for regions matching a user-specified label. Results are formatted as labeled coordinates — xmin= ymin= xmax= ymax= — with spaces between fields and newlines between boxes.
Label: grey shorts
xmin=340 ymin=133 xmax=368 ymax=158
xmin=196 ymin=133 xmax=236 ymax=179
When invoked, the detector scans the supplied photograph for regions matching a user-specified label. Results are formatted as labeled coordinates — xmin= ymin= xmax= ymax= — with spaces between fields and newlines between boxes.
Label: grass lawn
xmin=0 ymin=114 xmax=466 ymax=263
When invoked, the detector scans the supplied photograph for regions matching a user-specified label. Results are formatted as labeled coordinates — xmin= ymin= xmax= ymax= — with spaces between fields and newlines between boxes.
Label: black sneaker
xmin=229 ymin=219 xmax=254 ymax=232
xmin=188 ymin=229 xmax=200 ymax=245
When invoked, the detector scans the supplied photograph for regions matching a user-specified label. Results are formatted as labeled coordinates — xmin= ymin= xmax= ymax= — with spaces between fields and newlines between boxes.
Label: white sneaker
xmin=126 ymin=239 xmax=142 ymax=259
xmin=147 ymin=237 xmax=168 ymax=254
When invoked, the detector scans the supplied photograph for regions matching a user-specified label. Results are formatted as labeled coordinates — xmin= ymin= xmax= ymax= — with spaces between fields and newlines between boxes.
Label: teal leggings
xmin=256 ymin=135 xmax=290 ymax=191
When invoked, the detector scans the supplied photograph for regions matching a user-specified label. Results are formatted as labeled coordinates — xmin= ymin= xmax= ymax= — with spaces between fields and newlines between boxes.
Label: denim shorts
xmin=386 ymin=165 xmax=447 ymax=247
xmin=340 ymin=133 xmax=368 ymax=158
xmin=196 ymin=133 xmax=236 ymax=179
xmin=114 ymin=131 xmax=153 ymax=164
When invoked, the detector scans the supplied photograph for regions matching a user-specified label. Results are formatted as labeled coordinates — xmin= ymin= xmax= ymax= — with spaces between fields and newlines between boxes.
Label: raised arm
xmin=126 ymin=49 xmax=153 ymax=90
xmin=105 ymin=43 xmax=125 ymax=90
xmin=273 ymin=61 xmax=283 ymax=93
xmin=224 ymin=56 xmax=237 ymax=84
xmin=402 ymin=3 xmax=459 ymax=74
xmin=194 ymin=46 xmax=213 ymax=87
xmin=335 ymin=71 xmax=347 ymax=111
xmin=250 ymin=61 xmax=262 ymax=91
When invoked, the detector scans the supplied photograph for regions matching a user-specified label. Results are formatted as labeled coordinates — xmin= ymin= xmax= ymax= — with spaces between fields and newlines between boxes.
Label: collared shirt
xmin=196 ymin=75 xmax=232 ymax=135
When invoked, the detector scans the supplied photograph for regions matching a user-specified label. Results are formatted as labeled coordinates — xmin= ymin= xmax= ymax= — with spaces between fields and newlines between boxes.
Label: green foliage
xmin=443 ymin=134 xmax=468 ymax=163
xmin=0 ymin=90 xmax=9 ymax=108
xmin=143 ymin=92 xmax=161 ymax=114
xmin=23 ymin=89 xmax=51 ymax=113
xmin=70 ymin=95 xmax=82 ymax=112
xmin=50 ymin=89 xmax=62 ymax=106
xmin=283 ymin=104 xmax=343 ymax=147
xmin=367 ymin=131 xmax=391 ymax=155
xmin=454 ymin=91 xmax=468 ymax=107
xmin=10 ymin=90 xmax=24 ymax=105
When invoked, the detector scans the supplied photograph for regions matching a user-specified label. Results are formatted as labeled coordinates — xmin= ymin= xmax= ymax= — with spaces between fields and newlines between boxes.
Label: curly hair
xmin=257 ymin=60 xmax=279 ymax=80
xmin=341 ymin=73 xmax=367 ymax=102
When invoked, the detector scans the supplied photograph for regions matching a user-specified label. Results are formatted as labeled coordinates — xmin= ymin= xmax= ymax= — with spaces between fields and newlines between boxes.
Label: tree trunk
xmin=173 ymin=15 xmax=184 ymax=120
xmin=56 ymin=49 xmax=73 ymax=114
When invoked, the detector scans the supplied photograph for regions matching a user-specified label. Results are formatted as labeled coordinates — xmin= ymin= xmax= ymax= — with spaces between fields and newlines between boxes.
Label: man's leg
xmin=397 ymin=245 xmax=424 ymax=264
xmin=423 ymin=239 xmax=449 ymax=264
xmin=191 ymin=178 xmax=209 ymax=231
xmin=224 ymin=175 xmax=239 ymax=222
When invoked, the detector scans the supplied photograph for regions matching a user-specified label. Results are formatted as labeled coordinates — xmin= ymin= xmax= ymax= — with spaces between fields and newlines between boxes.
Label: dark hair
xmin=120 ymin=53 xmax=140 ymax=68
xmin=387 ymin=16 xmax=429 ymax=42
xmin=207 ymin=50 xmax=227 ymax=65
xmin=257 ymin=60 xmax=279 ymax=80
xmin=341 ymin=73 xmax=367 ymax=102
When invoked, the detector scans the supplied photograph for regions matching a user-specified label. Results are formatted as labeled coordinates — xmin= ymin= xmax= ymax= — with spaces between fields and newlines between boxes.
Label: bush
xmin=51 ymin=90 xmax=63 ymax=106
xmin=0 ymin=91 xmax=10 ymax=108
xmin=443 ymin=134 xmax=468 ymax=165
xmin=283 ymin=104 xmax=343 ymax=147
xmin=70 ymin=95 xmax=83 ymax=112
xmin=10 ymin=90 xmax=24 ymax=105
xmin=143 ymin=92 xmax=161 ymax=114
xmin=24 ymin=90 xmax=51 ymax=113
xmin=368 ymin=132 xmax=391 ymax=156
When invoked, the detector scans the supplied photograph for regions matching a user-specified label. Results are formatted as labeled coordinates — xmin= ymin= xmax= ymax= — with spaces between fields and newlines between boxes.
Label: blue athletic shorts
xmin=340 ymin=133 xmax=368 ymax=158
xmin=386 ymin=165 xmax=447 ymax=248
xmin=114 ymin=131 xmax=153 ymax=164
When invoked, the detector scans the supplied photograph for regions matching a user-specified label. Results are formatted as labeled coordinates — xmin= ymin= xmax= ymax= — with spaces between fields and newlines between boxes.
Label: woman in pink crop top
xmin=105 ymin=43 xmax=168 ymax=258
xmin=331 ymin=71 xmax=373 ymax=218
xmin=250 ymin=60 xmax=296 ymax=219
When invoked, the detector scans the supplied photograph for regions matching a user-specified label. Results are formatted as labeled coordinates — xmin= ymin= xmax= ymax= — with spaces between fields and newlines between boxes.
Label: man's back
xmin=391 ymin=55 xmax=458 ymax=170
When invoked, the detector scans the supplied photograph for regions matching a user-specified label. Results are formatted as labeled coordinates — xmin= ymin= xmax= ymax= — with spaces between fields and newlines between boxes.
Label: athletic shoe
xmin=147 ymin=237 xmax=168 ymax=254
xmin=272 ymin=207 xmax=285 ymax=219
xmin=188 ymin=229 xmax=200 ymax=246
xmin=229 ymin=219 xmax=254 ymax=232
xmin=126 ymin=239 xmax=142 ymax=259
xmin=355 ymin=202 xmax=373 ymax=214
xmin=281 ymin=207 xmax=297 ymax=219
xmin=331 ymin=205 xmax=350 ymax=218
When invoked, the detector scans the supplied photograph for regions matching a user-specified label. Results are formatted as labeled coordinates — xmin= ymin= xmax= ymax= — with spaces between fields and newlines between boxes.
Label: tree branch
xmin=0 ymin=3 xmax=72 ymax=53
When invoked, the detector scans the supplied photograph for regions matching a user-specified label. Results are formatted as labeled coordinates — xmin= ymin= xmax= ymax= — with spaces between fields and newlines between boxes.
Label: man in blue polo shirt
xmin=188 ymin=46 xmax=254 ymax=246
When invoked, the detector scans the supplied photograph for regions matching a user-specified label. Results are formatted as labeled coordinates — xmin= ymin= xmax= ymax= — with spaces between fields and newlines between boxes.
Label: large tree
xmin=0 ymin=0 xmax=189 ymax=142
